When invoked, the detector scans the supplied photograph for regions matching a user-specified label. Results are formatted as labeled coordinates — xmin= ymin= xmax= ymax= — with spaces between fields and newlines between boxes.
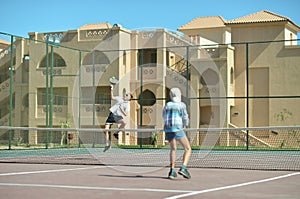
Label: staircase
xmin=0 ymin=44 xmax=16 ymax=134
xmin=0 ymin=105 xmax=14 ymax=141
xmin=228 ymin=123 xmax=272 ymax=147
xmin=0 ymin=76 xmax=15 ymax=102
xmin=165 ymin=58 xmax=190 ymax=94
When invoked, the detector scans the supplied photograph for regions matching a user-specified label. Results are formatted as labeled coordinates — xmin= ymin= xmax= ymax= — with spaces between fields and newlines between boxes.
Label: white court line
xmin=0 ymin=166 xmax=102 ymax=176
xmin=0 ymin=165 xmax=193 ymax=194
xmin=0 ymin=166 xmax=193 ymax=194
xmin=0 ymin=182 xmax=192 ymax=193
xmin=165 ymin=172 xmax=300 ymax=199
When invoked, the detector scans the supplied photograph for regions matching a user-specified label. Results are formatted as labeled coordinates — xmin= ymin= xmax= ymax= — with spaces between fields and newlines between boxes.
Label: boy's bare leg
xmin=103 ymin=124 xmax=111 ymax=152
xmin=104 ymin=124 xmax=111 ymax=143
xmin=178 ymin=136 xmax=191 ymax=166
xmin=167 ymin=138 xmax=178 ymax=179
xmin=113 ymin=120 xmax=126 ymax=140
xmin=176 ymin=136 xmax=192 ymax=178
xmin=169 ymin=138 xmax=177 ymax=168
xmin=118 ymin=120 xmax=126 ymax=129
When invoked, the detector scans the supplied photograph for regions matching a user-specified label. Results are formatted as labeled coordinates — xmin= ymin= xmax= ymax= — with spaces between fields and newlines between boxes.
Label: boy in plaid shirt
xmin=163 ymin=88 xmax=191 ymax=179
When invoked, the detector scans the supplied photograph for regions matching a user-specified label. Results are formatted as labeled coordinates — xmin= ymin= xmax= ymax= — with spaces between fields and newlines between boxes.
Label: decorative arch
xmin=138 ymin=89 xmax=156 ymax=106
xmin=200 ymin=68 xmax=219 ymax=86
xmin=39 ymin=53 xmax=66 ymax=68
xmin=83 ymin=50 xmax=110 ymax=65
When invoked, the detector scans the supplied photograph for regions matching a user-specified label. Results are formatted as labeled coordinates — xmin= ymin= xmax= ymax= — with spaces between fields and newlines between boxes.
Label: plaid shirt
xmin=162 ymin=101 xmax=189 ymax=133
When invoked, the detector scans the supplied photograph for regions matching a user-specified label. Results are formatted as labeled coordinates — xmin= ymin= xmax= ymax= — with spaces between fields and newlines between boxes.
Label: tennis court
xmin=0 ymin=145 xmax=300 ymax=199
xmin=0 ymin=162 xmax=299 ymax=199
xmin=1 ymin=126 xmax=300 ymax=198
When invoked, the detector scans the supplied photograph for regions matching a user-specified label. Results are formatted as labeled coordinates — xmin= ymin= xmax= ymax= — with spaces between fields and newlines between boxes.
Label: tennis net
xmin=0 ymin=126 xmax=299 ymax=171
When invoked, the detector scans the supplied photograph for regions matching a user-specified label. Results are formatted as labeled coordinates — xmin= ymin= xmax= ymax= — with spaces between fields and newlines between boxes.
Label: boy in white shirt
xmin=103 ymin=85 xmax=132 ymax=152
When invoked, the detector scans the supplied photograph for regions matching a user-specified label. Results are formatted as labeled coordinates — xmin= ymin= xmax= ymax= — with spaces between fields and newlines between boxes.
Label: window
xmin=150 ymin=52 xmax=157 ymax=63
xmin=230 ymin=67 xmax=234 ymax=84
xmin=123 ymin=50 xmax=127 ymax=66
xmin=37 ymin=88 xmax=68 ymax=105
xmin=95 ymin=93 xmax=111 ymax=104
xmin=81 ymin=87 xmax=111 ymax=104
xmin=138 ymin=49 xmax=157 ymax=65
xmin=83 ymin=50 xmax=109 ymax=65
xmin=39 ymin=53 xmax=66 ymax=68
xmin=200 ymin=69 xmax=219 ymax=85
xmin=189 ymin=35 xmax=199 ymax=44
xmin=138 ymin=89 xmax=156 ymax=106
xmin=22 ymin=94 xmax=29 ymax=107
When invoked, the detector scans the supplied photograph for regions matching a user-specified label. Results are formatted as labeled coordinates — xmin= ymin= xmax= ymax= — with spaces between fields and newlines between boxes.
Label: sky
xmin=1 ymin=0 xmax=300 ymax=40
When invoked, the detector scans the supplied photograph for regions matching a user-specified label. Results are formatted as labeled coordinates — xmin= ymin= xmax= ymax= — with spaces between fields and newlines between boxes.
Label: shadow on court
xmin=98 ymin=174 xmax=168 ymax=180
xmin=0 ymin=163 xmax=299 ymax=199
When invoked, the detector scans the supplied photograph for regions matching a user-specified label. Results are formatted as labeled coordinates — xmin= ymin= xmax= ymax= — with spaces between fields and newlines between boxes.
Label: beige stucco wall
xmin=180 ymin=28 xmax=230 ymax=45
xmin=1 ymin=18 xmax=299 ymax=146
xmin=230 ymin=23 xmax=300 ymax=127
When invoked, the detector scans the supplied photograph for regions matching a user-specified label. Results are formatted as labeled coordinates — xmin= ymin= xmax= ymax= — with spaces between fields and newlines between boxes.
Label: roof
xmin=0 ymin=39 xmax=10 ymax=45
xmin=178 ymin=10 xmax=300 ymax=31
xmin=178 ymin=16 xmax=227 ymax=30
xmin=226 ymin=10 xmax=300 ymax=29
xmin=78 ymin=22 xmax=112 ymax=30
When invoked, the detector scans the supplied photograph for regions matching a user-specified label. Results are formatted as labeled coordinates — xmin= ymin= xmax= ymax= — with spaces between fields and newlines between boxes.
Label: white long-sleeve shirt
xmin=109 ymin=96 xmax=130 ymax=117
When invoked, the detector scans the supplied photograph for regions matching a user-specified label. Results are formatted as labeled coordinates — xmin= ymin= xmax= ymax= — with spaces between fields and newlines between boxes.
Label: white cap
xmin=170 ymin=88 xmax=181 ymax=102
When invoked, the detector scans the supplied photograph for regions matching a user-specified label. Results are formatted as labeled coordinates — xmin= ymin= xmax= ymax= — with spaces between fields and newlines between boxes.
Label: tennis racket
xmin=109 ymin=76 xmax=119 ymax=85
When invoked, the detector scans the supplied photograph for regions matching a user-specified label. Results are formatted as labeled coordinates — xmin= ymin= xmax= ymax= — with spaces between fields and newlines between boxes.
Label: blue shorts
xmin=165 ymin=130 xmax=186 ymax=141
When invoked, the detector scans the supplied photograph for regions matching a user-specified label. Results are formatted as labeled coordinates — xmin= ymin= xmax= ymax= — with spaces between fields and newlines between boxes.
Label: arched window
xmin=83 ymin=50 xmax=110 ymax=65
xmin=200 ymin=69 xmax=219 ymax=86
xmin=138 ymin=89 xmax=156 ymax=106
xmin=39 ymin=53 xmax=66 ymax=68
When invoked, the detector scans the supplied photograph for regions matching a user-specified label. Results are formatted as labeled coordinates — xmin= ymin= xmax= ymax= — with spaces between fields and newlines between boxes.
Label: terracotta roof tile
xmin=227 ymin=10 xmax=290 ymax=24
xmin=178 ymin=16 xmax=227 ymax=30
xmin=0 ymin=39 xmax=10 ymax=45
xmin=78 ymin=22 xmax=112 ymax=30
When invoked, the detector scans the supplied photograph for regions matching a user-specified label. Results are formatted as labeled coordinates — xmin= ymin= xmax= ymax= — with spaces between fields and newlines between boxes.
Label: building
xmin=0 ymin=10 xmax=299 ymax=147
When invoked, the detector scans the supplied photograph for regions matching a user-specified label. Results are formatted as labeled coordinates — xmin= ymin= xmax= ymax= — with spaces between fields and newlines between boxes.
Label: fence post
xmin=8 ymin=35 xmax=14 ymax=150
xmin=246 ymin=43 xmax=249 ymax=150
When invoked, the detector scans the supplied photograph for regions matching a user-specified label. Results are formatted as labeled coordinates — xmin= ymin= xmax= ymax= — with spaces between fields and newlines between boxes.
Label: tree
xmin=60 ymin=119 xmax=71 ymax=145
